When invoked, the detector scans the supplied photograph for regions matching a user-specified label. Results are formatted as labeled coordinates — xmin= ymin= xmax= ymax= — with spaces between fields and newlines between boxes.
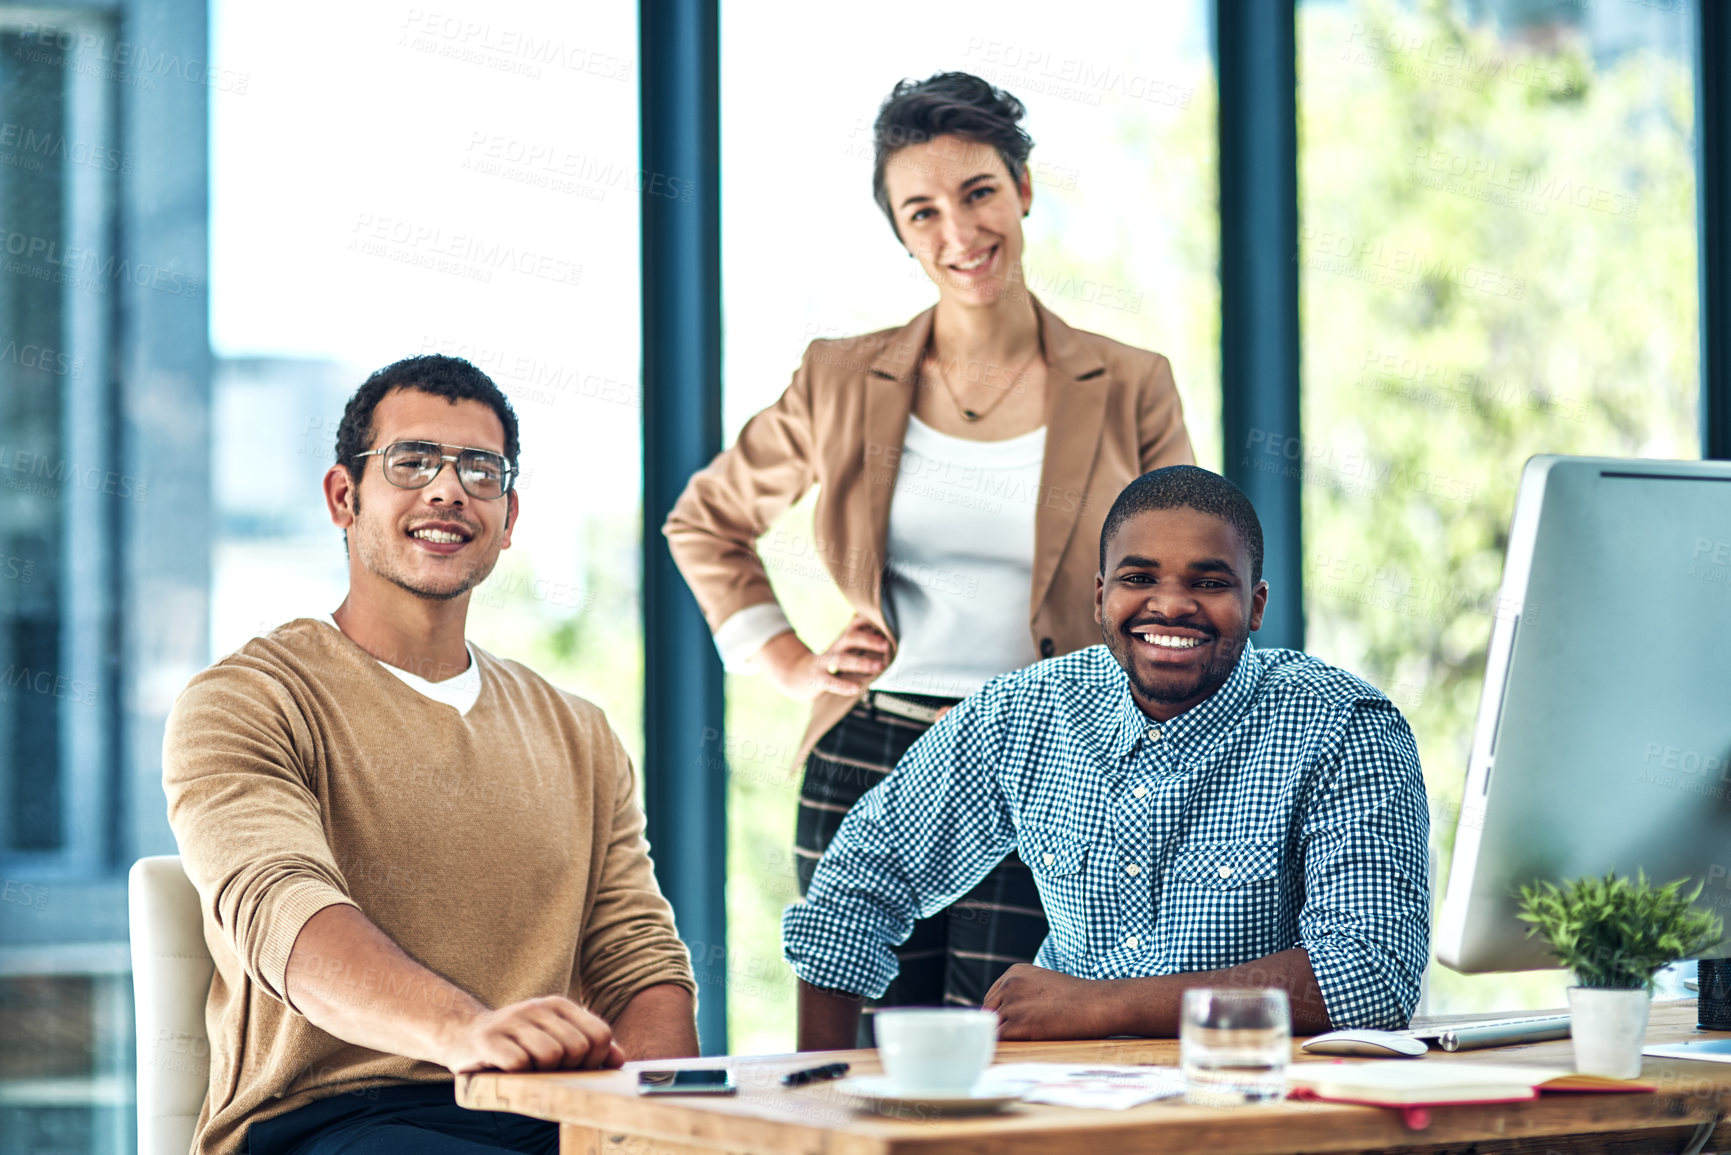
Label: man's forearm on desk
xmin=611 ymin=982 xmax=700 ymax=1059
xmin=285 ymin=903 xmax=622 ymax=1072
xmin=985 ymin=948 xmax=1330 ymax=1039
xmin=798 ymin=980 xmax=866 ymax=1051
xmin=285 ymin=903 xmax=484 ymax=1063
xmin=1111 ymin=948 xmax=1330 ymax=1036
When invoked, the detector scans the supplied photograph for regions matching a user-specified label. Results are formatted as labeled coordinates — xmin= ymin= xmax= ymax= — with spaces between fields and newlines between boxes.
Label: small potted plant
xmin=1517 ymin=871 xmax=1723 ymax=1078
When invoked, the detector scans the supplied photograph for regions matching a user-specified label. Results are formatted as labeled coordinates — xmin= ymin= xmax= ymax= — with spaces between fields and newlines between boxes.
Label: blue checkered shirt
xmin=783 ymin=644 xmax=1430 ymax=1029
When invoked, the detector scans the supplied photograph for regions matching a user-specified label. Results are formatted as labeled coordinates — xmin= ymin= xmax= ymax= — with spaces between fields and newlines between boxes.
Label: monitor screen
xmin=1436 ymin=456 xmax=1731 ymax=973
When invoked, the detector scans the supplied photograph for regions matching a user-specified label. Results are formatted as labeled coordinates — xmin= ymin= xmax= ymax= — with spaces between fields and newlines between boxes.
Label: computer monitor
xmin=1435 ymin=455 xmax=1731 ymax=974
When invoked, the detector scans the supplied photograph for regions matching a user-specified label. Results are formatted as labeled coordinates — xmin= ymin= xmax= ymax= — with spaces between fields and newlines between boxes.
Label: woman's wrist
xmin=752 ymin=629 xmax=807 ymax=676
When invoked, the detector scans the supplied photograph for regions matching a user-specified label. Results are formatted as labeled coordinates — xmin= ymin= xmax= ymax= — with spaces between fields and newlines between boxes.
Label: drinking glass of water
xmin=1180 ymin=988 xmax=1290 ymax=1106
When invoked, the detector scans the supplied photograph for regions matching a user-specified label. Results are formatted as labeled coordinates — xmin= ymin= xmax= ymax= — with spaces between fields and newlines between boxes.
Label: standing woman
xmin=665 ymin=72 xmax=1194 ymax=1040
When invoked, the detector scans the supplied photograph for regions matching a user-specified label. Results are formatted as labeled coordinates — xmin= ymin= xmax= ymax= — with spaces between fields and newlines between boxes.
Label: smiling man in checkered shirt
xmin=784 ymin=465 xmax=1430 ymax=1048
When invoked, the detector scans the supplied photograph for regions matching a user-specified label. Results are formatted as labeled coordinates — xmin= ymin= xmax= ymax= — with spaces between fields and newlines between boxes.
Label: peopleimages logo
xmin=1 ymin=664 xmax=97 ymax=705
xmin=960 ymin=38 xmax=1195 ymax=109
xmin=1298 ymin=227 xmax=1527 ymax=300
xmin=461 ymin=134 xmax=695 ymax=204
xmin=0 ymin=122 xmax=130 ymax=174
xmin=348 ymin=214 xmax=582 ymax=288
xmin=0 ymin=228 xmax=201 ymax=298
xmin=16 ymin=22 xmax=250 ymax=93
xmin=0 ymin=445 xmax=148 ymax=502
xmin=0 ymin=341 xmax=81 ymax=377
xmin=1411 ymin=145 xmax=1639 ymax=220
xmin=398 ymin=9 xmax=632 ymax=82
xmin=1 ymin=879 xmax=50 ymax=910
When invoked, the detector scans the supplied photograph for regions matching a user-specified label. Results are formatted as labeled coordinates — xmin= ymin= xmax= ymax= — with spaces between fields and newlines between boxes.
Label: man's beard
xmin=351 ymin=507 xmax=497 ymax=602
xmin=384 ymin=568 xmax=485 ymax=601
xmin=1102 ymin=621 xmax=1247 ymax=706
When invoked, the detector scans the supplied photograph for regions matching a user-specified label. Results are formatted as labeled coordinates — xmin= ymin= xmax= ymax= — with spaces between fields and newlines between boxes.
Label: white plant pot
xmin=1568 ymin=986 xmax=1650 ymax=1078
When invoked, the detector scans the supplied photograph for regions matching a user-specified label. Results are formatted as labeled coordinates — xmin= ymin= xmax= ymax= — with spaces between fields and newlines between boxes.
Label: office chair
xmin=128 ymin=855 xmax=212 ymax=1155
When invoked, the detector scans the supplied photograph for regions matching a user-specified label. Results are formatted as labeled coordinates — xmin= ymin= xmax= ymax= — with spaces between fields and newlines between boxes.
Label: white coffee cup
xmin=873 ymin=1008 xmax=998 ymax=1095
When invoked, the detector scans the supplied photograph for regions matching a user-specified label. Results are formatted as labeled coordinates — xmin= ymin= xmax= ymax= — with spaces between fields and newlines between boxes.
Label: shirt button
xmin=1146 ymin=725 xmax=1162 ymax=740
xmin=1218 ymin=864 xmax=1234 ymax=878
xmin=1125 ymin=864 xmax=1141 ymax=876
xmin=1041 ymin=852 xmax=1055 ymax=866
xmin=1125 ymin=936 xmax=1140 ymax=949
xmin=1132 ymin=786 xmax=1147 ymax=799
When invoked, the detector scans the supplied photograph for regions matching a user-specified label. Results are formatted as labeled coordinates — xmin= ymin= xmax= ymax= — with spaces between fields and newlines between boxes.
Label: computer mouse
xmin=1300 ymin=1029 xmax=1429 ymax=1058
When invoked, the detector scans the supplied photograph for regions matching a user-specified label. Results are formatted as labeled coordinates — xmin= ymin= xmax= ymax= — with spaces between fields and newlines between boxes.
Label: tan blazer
xmin=664 ymin=298 xmax=1195 ymax=765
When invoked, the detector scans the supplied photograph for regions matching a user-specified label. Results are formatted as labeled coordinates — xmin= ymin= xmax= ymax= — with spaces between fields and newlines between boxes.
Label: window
xmin=210 ymin=4 xmax=645 ymax=756
xmin=1 ymin=9 xmax=135 ymax=1152
xmin=1298 ymin=0 xmax=1699 ymax=1012
xmin=0 ymin=18 xmax=118 ymax=873
xmin=720 ymin=0 xmax=1220 ymax=1050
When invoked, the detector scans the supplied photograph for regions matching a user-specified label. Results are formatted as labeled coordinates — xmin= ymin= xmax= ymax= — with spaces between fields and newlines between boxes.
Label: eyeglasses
xmin=352 ymin=441 xmax=515 ymax=500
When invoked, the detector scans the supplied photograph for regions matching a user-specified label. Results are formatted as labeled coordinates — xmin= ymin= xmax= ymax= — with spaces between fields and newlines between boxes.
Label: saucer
xmin=837 ymin=1074 xmax=1022 ymax=1117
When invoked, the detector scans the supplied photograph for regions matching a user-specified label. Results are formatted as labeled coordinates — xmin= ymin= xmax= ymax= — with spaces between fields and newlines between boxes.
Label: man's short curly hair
xmin=1099 ymin=466 xmax=1265 ymax=584
xmin=334 ymin=354 xmax=520 ymax=481
xmin=870 ymin=71 xmax=1035 ymax=239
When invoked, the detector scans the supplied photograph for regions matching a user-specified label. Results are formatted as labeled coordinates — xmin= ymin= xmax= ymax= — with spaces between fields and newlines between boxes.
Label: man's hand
xmin=435 ymin=995 xmax=625 ymax=1074
xmin=984 ymin=964 xmax=1121 ymax=1040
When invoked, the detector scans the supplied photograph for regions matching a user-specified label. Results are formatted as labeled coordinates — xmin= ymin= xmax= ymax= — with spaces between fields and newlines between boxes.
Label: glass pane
xmin=0 ymin=971 xmax=132 ymax=1155
xmin=721 ymin=1 xmax=1220 ymax=1051
xmin=1298 ymin=0 xmax=1699 ymax=1012
xmin=1 ymin=14 xmax=131 ymax=1154
xmin=0 ymin=29 xmax=68 ymax=855
xmin=210 ymin=1 xmax=643 ymax=746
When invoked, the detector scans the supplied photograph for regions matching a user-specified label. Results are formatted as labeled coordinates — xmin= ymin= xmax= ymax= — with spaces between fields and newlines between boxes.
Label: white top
xmin=871 ymin=416 xmax=1045 ymax=698
xmin=325 ymin=616 xmax=481 ymax=714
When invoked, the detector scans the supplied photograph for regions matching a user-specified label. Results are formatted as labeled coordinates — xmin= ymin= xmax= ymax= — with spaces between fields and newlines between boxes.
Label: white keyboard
xmin=1407 ymin=1013 xmax=1572 ymax=1052
xmin=1406 ymin=1012 xmax=1570 ymax=1038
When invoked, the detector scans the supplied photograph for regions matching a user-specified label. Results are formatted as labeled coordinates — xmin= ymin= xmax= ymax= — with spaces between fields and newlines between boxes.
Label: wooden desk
xmin=456 ymin=1001 xmax=1731 ymax=1155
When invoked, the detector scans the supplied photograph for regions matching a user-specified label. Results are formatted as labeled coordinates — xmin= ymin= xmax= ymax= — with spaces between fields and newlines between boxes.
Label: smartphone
xmin=636 ymin=1068 xmax=737 ymax=1095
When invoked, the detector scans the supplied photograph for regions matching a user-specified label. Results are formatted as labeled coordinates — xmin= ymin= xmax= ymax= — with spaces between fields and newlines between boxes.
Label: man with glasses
xmin=163 ymin=356 xmax=697 ymax=1155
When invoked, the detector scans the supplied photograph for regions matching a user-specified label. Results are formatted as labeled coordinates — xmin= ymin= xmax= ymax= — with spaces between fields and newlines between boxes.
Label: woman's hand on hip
xmin=753 ymin=616 xmax=889 ymax=701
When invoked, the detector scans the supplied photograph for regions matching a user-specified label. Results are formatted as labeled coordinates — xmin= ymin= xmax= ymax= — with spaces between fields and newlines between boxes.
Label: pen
xmin=781 ymin=1061 xmax=850 ymax=1087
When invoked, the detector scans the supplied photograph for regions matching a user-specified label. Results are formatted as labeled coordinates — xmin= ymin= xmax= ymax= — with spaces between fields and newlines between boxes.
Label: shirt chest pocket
xmin=1161 ymin=839 xmax=1288 ymax=969
xmin=1021 ymin=828 xmax=1088 ymax=880
xmin=1169 ymin=839 xmax=1283 ymax=891
xmin=1018 ymin=827 xmax=1097 ymax=952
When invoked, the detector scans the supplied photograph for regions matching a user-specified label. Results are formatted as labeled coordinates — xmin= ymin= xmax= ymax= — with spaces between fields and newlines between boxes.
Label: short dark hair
xmin=334 ymin=354 xmax=521 ymax=482
xmin=871 ymin=71 xmax=1035 ymax=238
xmin=1099 ymin=466 xmax=1265 ymax=585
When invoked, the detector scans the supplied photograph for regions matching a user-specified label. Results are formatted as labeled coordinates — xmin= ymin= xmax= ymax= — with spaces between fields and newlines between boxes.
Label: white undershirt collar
xmin=326 ymin=615 xmax=481 ymax=715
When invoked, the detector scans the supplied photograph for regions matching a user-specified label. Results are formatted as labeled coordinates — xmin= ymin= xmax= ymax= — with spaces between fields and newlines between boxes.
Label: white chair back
xmin=128 ymin=855 xmax=213 ymax=1155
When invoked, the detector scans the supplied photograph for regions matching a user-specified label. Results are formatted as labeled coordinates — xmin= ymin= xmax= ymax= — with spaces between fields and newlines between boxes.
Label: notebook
xmin=1286 ymin=1061 xmax=1654 ymax=1108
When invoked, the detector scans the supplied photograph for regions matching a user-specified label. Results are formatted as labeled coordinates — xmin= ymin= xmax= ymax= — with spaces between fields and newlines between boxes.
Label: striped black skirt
xmin=795 ymin=693 xmax=1049 ymax=1043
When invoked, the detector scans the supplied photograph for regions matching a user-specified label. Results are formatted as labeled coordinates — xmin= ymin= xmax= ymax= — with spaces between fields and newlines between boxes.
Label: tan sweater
xmin=162 ymin=619 xmax=695 ymax=1155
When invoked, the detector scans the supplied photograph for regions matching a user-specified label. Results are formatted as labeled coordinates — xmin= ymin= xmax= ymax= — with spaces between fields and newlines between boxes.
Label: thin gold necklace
xmin=926 ymin=344 xmax=1043 ymax=422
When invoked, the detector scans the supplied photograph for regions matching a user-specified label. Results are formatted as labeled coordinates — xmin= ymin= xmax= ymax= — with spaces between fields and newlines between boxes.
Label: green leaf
xmin=1515 ymin=871 xmax=1723 ymax=991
